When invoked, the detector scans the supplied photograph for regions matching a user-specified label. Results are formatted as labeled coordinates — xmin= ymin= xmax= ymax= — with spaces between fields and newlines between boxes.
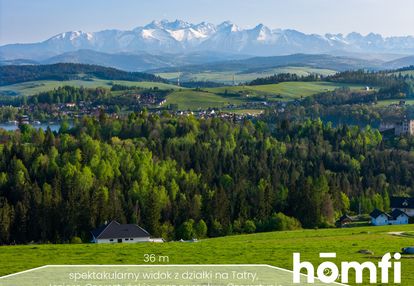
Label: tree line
xmin=1 ymin=113 xmax=412 ymax=244
xmin=0 ymin=63 xmax=167 ymax=86
xmin=248 ymin=69 xmax=413 ymax=96
xmin=248 ymin=73 xmax=320 ymax=85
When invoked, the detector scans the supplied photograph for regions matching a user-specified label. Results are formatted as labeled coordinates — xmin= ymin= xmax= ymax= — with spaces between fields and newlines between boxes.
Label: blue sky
xmin=1 ymin=0 xmax=413 ymax=45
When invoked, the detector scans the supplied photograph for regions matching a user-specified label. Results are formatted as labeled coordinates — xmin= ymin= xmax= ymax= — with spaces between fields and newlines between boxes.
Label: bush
xmin=270 ymin=212 xmax=302 ymax=231
xmin=160 ymin=222 xmax=175 ymax=241
xmin=210 ymin=220 xmax=223 ymax=237
xmin=70 ymin=236 xmax=82 ymax=244
xmin=194 ymin=219 xmax=208 ymax=238
xmin=243 ymin=220 xmax=256 ymax=233
xmin=177 ymin=219 xmax=195 ymax=240
xmin=233 ymin=219 xmax=243 ymax=234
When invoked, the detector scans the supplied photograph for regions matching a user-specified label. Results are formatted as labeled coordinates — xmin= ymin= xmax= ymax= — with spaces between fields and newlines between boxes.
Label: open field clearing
xmin=157 ymin=66 xmax=337 ymax=84
xmin=376 ymin=99 xmax=414 ymax=107
xmin=166 ymin=90 xmax=247 ymax=109
xmin=0 ymin=79 xmax=180 ymax=97
xmin=167 ymin=82 xmax=368 ymax=109
xmin=1 ymin=224 xmax=413 ymax=284
xmin=207 ymin=82 xmax=367 ymax=100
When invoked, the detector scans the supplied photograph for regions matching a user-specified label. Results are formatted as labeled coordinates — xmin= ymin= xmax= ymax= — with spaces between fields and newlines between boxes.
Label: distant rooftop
xmin=91 ymin=221 xmax=150 ymax=239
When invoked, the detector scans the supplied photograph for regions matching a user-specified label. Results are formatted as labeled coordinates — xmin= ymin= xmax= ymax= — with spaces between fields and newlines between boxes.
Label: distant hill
xmin=151 ymin=53 xmax=384 ymax=74
xmin=0 ymin=59 xmax=39 ymax=66
xmin=40 ymin=49 xmax=250 ymax=72
xmin=382 ymin=56 xmax=414 ymax=70
xmin=42 ymin=50 xmax=175 ymax=72
xmin=0 ymin=63 xmax=167 ymax=86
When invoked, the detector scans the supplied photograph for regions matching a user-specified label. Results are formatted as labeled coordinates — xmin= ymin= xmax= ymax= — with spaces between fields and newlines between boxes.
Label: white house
xmin=91 ymin=221 xmax=151 ymax=244
xmin=391 ymin=197 xmax=414 ymax=217
xmin=370 ymin=208 xmax=409 ymax=226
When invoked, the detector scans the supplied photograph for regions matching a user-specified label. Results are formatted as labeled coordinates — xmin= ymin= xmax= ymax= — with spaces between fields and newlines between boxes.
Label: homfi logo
xmin=293 ymin=252 xmax=401 ymax=284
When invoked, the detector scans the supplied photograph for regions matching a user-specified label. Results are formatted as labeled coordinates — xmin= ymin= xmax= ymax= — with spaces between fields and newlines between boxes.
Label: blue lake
xmin=0 ymin=123 xmax=64 ymax=132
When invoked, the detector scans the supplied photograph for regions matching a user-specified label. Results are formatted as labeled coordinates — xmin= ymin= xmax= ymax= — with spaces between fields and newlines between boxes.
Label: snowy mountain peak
xmin=167 ymin=19 xmax=193 ymax=29
xmin=254 ymin=23 xmax=266 ymax=30
xmin=144 ymin=19 xmax=193 ymax=30
xmin=217 ymin=21 xmax=239 ymax=32
xmin=193 ymin=22 xmax=217 ymax=35
xmin=144 ymin=20 xmax=164 ymax=29
xmin=50 ymin=31 xmax=93 ymax=41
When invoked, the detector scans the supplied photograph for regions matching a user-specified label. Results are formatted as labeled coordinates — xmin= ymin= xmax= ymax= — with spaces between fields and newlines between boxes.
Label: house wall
xmin=389 ymin=215 xmax=409 ymax=225
xmin=392 ymin=208 xmax=414 ymax=217
xmin=410 ymin=121 xmax=414 ymax=135
xmin=371 ymin=214 xmax=388 ymax=226
xmin=96 ymin=237 xmax=150 ymax=244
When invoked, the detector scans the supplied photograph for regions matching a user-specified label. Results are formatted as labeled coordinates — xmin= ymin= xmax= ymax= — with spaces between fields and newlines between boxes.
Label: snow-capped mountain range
xmin=1 ymin=19 xmax=414 ymax=61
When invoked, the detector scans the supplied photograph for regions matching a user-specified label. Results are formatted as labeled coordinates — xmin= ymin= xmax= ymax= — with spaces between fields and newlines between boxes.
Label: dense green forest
xmin=0 ymin=63 xmax=167 ymax=86
xmin=1 ymin=113 xmax=413 ymax=244
xmin=0 ymin=85 xmax=170 ymax=107
xmin=248 ymin=73 xmax=320 ymax=85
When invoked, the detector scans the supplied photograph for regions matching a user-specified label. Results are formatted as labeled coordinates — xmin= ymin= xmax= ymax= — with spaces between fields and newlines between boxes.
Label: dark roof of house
xmin=390 ymin=209 xmax=409 ymax=220
xmin=370 ymin=209 xmax=390 ymax=219
xmin=391 ymin=197 xmax=414 ymax=209
xmin=91 ymin=221 xmax=150 ymax=239
xmin=338 ymin=214 xmax=353 ymax=222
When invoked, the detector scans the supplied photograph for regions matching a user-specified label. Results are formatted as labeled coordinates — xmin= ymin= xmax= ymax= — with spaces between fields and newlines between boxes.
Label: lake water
xmin=0 ymin=123 xmax=63 ymax=132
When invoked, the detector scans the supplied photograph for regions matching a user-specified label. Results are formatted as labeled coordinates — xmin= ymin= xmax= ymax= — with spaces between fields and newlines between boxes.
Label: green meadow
xmin=376 ymin=99 xmax=414 ymax=107
xmin=1 ymin=224 xmax=414 ymax=285
xmin=157 ymin=66 xmax=337 ymax=84
xmin=167 ymin=81 xmax=367 ymax=109
xmin=228 ymin=109 xmax=265 ymax=115
xmin=208 ymin=81 xmax=366 ymax=100
xmin=0 ymin=79 xmax=180 ymax=97
xmin=166 ymin=89 xmax=248 ymax=109
xmin=389 ymin=70 xmax=414 ymax=77
xmin=0 ymin=77 xmax=377 ymax=111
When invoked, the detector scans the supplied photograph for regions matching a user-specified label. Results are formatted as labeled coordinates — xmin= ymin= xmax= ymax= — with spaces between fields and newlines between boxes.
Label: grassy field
xmin=166 ymin=89 xmax=248 ymax=109
xmin=228 ymin=109 xmax=265 ymax=115
xmin=207 ymin=82 xmax=367 ymax=100
xmin=0 ymin=77 xmax=366 ymax=112
xmin=167 ymin=82 xmax=367 ymax=110
xmin=258 ymin=81 xmax=364 ymax=95
xmin=376 ymin=99 xmax=414 ymax=107
xmin=0 ymin=224 xmax=413 ymax=284
xmin=0 ymin=79 xmax=180 ymax=97
xmin=157 ymin=66 xmax=337 ymax=85
xmin=389 ymin=70 xmax=414 ymax=77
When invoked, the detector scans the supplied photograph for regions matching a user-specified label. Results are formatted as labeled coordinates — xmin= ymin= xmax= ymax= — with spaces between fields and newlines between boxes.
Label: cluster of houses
xmin=370 ymin=209 xmax=409 ymax=226
xmin=338 ymin=197 xmax=413 ymax=227
xmin=126 ymin=92 xmax=166 ymax=106
xmin=167 ymin=109 xmax=263 ymax=121
xmin=370 ymin=197 xmax=413 ymax=226
xmin=379 ymin=119 xmax=414 ymax=136
xmin=14 ymin=91 xmax=168 ymax=122
xmin=19 ymin=101 xmax=109 ymax=120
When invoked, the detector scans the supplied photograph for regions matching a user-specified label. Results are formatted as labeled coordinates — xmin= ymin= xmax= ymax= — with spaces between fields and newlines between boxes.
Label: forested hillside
xmin=1 ymin=113 xmax=413 ymax=244
xmin=0 ymin=63 xmax=167 ymax=86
